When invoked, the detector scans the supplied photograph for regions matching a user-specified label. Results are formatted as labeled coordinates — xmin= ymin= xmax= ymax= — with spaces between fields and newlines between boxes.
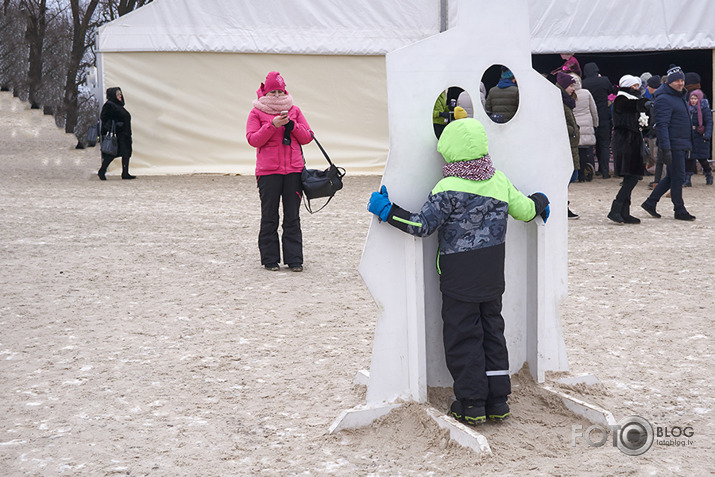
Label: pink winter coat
xmin=246 ymin=106 xmax=313 ymax=177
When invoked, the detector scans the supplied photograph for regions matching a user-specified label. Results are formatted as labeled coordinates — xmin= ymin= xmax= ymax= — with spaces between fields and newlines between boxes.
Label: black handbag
xmin=100 ymin=120 xmax=118 ymax=156
xmin=86 ymin=120 xmax=99 ymax=147
xmin=301 ymin=133 xmax=345 ymax=213
xmin=640 ymin=131 xmax=651 ymax=164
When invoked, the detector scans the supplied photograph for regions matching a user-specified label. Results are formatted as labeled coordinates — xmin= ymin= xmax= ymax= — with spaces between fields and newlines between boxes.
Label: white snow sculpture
xmin=332 ymin=0 xmax=571 ymax=432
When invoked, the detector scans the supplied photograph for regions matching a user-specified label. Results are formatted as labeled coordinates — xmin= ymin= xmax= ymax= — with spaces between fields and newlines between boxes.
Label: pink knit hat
xmin=259 ymin=71 xmax=287 ymax=96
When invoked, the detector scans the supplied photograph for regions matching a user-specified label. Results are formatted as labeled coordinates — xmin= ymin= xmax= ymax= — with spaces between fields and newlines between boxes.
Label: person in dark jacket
xmin=582 ymin=62 xmax=616 ymax=179
xmin=686 ymin=89 xmax=713 ymax=185
xmin=485 ymin=68 xmax=519 ymax=122
xmin=98 ymin=87 xmax=135 ymax=180
xmin=608 ymin=75 xmax=649 ymax=224
xmin=641 ymin=66 xmax=696 ymax=221
xmin=684 ymin=72 xmax=703 ymax=94
xmin=556 ymin=72 xmax=580 ymax=219
xmin=367 ymin=118 xmax=549 ymax=425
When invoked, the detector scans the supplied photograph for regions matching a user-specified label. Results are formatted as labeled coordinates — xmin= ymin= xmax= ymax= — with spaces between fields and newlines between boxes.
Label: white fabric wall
xmin=101 ymin=52 xmax=388 ymax=175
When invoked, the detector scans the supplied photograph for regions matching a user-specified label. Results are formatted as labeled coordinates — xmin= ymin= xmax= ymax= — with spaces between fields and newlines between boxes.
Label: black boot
xmin=621 ymin=200 xmax=641 ymax=224
xmin=121 ymin=157 xmax=136 ymax=180
xmin=607 ymin=200 xmax=624 ymax=224
xmin=98 ymin=157 xmax=113 ymax=180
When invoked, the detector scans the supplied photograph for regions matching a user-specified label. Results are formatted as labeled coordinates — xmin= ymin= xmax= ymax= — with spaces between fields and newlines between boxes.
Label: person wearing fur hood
xmin=246 ymin=72 xmax=314 ymax=272
xmin=608 ymin=75 xmax=649 ymax=224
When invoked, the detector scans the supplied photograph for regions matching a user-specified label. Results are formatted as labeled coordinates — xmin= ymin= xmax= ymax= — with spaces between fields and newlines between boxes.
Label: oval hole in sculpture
xmin=481 ymin=64 xmax=519 ymax=123
xmin=432 ymin=86 xmax=471 ymax=139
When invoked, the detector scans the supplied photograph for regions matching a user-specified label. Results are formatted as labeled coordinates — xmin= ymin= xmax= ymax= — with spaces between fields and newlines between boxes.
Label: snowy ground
xmin=1 ymin=91 xmax=712 ymax=476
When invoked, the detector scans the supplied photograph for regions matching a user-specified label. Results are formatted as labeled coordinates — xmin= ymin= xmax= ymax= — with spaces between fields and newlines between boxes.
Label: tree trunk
xmin=24 ymin=0 xmax=47 ymax=109
xmin=63 ymin=0 xmax=99 ymax=134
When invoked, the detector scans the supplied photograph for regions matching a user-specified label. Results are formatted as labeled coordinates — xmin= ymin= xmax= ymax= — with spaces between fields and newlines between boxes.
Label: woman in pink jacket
xmin=246 ymin=72 xmax=314 ymax=272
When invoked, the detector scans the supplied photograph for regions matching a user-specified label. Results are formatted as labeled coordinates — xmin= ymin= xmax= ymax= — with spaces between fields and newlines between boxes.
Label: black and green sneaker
xmin=449 ymin=400 xmax=464 ymax=422
xmin=463 ymin=404 xmax=486 ymax=425
xmin=486 ymin=402 xmax=511 ymax=421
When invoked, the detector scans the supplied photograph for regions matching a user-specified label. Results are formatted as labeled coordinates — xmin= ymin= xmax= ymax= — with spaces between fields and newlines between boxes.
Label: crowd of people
xmin=431 ymin=55 xmax=712 ymax=223
xmin=552 ymin=54 xmax=712 ymax=222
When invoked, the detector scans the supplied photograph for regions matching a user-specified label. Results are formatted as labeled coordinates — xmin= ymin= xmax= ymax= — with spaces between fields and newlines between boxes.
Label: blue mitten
xmin=529 ymin=192 xmax=550 ymax=223
xmin=368 ymin=185 xmax=392 ymax=222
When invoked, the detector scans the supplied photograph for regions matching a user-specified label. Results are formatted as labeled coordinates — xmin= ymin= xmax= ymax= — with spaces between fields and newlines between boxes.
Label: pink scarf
xmin=443 ymin=154 xmax=495 ymax=181
xmin=252 ymin=94 xmax=294 ymax=115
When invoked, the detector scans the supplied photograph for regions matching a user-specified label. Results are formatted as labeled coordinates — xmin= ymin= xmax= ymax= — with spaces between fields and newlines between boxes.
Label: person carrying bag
xmin=246 ymin=71 xmax=314 ymax=272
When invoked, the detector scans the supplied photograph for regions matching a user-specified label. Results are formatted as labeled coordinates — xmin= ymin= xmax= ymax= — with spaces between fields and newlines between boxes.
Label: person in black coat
xmin=641 ymin=66 xmax=696 ymax=221
xmin=608 ymin=75 xmax=649 ymax=224
xmin=98 ymin=87 xmax=135 ymax=180
xmin=582 ymin=62 xmax=616 ymax=178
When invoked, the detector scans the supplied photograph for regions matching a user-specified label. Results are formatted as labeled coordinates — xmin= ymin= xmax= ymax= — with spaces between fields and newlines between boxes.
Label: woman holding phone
xmin=246 ymin=71 xmax=314 ymax=272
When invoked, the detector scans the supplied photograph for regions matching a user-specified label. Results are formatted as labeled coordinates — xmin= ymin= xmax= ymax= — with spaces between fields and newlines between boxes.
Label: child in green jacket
xmin=368 ymin=118 xmax=549 ymax=424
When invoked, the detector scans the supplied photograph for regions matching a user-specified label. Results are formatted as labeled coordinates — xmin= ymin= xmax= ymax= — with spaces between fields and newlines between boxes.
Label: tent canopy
xmin=527 ymin=0 xmax=715 ymax=53
xmin=96 ymin=0 xmax=441 ymax=54
xmin=97 ymin=0 xmax=715 ymax=55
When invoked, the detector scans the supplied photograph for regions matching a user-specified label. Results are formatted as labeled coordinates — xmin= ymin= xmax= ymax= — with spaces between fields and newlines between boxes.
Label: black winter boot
xmin=607 ymin=201 xmax=625 ymax=224
xmin=98 ymin=157 xmax=113 ymax=180
xmin=121 ymin=157 xmax=136 ymax=180
xmin=621 ymin=201 xmax=641 ymax=224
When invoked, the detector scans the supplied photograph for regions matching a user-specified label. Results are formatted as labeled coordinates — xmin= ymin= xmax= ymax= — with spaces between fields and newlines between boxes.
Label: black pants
xmin=696 ymin=157 xmax=713 ymax=175
xmin=594 ymin=124 xmax=611 ymax=176
xmin=441 ymin=294 xmax=511 ymax=406
xmin=578 ymin=146 xmax=594 ymax=180
xmin=615 ymin=175 xmax=639 ymax=204
xmin=100 ymin=153 xmax=131 ymax=175
xmin=645 ymin=149 xmax=688 ymax=214
xmin=257 ymin=173 xmax=303 ymax=266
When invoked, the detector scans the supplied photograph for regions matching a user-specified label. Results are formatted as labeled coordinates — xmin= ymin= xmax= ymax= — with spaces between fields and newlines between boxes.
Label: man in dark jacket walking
xmin=582 ymin=62 xmax=616 ymax=178
xmin=641 ymin=66 xmax=696 ymax=221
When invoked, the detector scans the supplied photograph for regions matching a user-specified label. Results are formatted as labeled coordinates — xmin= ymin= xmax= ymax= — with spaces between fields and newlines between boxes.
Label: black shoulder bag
xmin=301 ymin=133 xmax=346 ymax=214
xmin=100 ymin=120 xmax=118 ymax=156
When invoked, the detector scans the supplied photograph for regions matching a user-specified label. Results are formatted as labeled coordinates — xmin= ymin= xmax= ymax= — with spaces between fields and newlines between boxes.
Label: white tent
xmin=96 ymin=0 xmax=715 ymax=175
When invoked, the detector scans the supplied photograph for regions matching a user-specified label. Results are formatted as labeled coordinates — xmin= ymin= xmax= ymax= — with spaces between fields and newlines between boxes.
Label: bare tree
xmin=62 ymin=0 xmax=99 ymax=134
xmin=2 ymin=0 xmax=153 ymax=136
xmin=21 ymin=0 xmax=48 ymax=108
xmin=39 ymin=5 xmax=71 ymax=116
xmin=0 ymin=1 xmax=27 ymax=93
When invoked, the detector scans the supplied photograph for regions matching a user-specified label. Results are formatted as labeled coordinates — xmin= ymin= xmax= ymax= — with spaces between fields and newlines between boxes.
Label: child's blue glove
xmin=368 ymin=185 xmax=392 ymax=222
xmin=529 ymin=192 xmax=550 ymax=223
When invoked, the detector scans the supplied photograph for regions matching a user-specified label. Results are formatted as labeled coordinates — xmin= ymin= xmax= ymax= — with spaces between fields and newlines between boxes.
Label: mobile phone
xmin=281 ymin=110 xmax=288 ymax=116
